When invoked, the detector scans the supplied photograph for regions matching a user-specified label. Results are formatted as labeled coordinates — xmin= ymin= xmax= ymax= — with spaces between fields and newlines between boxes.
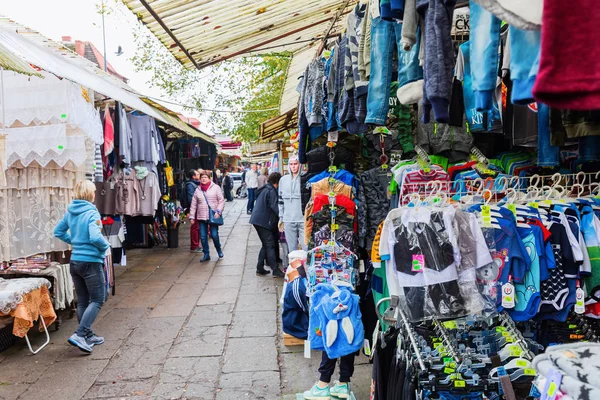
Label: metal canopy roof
xmin=259 ymin=107 xmax=297 ymax=141
xmin=122 ymin=0 xmax=358 ymax=69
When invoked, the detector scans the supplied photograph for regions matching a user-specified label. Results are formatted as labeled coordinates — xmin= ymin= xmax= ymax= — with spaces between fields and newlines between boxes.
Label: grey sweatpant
xmin=284 ymin=222 xmax=305 ymax=252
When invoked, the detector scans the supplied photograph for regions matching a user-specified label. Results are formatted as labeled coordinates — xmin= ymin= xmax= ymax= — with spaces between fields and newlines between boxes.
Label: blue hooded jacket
xmin=54 ymin=200 xmax=110 ymax=264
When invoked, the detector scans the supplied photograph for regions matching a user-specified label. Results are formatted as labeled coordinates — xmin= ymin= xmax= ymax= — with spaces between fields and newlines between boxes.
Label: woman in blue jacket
xmin=54 ymin=180 xmax=110 ymax=354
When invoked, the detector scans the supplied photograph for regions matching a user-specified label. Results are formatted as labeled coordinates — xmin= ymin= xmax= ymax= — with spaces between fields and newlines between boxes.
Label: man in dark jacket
xmin=223 ymin=171 xmax=234 ymax=202
xmin=186 ymin=169 xmax=201 ymax=252
xmin=250 ymin=172 xmax=284 ymax=277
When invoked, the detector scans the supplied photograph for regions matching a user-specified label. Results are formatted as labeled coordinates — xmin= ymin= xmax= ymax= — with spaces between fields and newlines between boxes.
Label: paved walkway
xmin=0 ymin=199 xmax=370 ymax=400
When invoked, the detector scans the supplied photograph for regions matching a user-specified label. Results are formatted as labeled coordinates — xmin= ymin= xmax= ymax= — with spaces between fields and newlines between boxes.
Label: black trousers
xmin=255 ymin=225 xmax=279 ymax=270
xmin=319 ymin=351 xmax=356 ymax=383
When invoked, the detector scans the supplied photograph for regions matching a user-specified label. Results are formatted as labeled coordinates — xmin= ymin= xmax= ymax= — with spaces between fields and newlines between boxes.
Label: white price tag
xmin=359 ymin=260 xmax=365 ymax=273
xmin=364 ymin=339 xmax=371 ymax=357
xmin=575 ymin=288 xmax=585 ymax=314
xmin=327 ymin=131 xmax=339 ymax=143
xmin=110 ymin=181 xmax=115 ymax=190
xmin=304 ymin=340 xmax=311 ymax=359
xmin=501 ymin=282 xmax=515 ymax=309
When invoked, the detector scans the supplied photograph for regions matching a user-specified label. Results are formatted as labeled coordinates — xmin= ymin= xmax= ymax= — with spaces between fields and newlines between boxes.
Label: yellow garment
xmin=304 ymin=201 xmax=314 ymax=247
xmin=371 ymin=222 xmax=384 ymax=267
xmin=0 ymin=286 xmax=56 ymax=337
xmin=310 ymin=178 xmax=354 ymax=199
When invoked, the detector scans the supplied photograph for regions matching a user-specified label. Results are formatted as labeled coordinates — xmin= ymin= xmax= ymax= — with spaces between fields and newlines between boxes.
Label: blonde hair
xmin=261 ymin=167 xmax=269 ymax=175
xmin=74 ymin=180 xmax=96 ymax=202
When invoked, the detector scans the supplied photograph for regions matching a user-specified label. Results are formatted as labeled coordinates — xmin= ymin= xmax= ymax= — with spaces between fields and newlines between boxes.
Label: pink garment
xmin=533 ymin=0 xmax=600 ymax=109
xmin=103 ymin=104 xmax=115 ymax=155
xmin=189 ymin=182 xmax=225 ymax=221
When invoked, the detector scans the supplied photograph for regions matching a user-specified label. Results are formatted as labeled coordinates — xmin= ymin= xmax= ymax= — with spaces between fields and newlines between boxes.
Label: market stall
xmin=273 ymin=0 xmax=600 ymax=398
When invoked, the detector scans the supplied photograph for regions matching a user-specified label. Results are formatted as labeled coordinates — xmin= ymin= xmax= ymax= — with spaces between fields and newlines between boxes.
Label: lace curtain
xmin=1 ymin=70 xmax=103 ymax=145
xmin=0 ymin=166 xmax=85 ymax=262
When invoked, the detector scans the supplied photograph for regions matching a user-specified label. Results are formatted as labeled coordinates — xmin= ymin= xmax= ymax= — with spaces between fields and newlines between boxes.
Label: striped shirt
xmin=400 ymin=168 xmax=450 ymax=204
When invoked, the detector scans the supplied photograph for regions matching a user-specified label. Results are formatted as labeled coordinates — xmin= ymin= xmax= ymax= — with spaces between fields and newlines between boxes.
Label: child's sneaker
xmin=303 ymin=382 xmax=331 ymax=400
xmin=330 ymin=382 xmax=350 ymax=399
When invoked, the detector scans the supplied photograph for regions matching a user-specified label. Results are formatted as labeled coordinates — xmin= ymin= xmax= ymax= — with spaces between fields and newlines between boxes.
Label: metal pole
xmin=102 ymin=0 xmax=107 ymax=72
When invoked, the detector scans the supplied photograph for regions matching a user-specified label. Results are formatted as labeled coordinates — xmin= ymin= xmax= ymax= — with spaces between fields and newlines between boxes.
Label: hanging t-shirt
xmin=477 ymin=218 xmax=529 ymax=311
xmin=509 ymin=226 xmax=543 ymax=321
xmin=455 ymin=42 xmax=503 ymax=133
xmin=540 ymin=222 xmax=574 ymax=313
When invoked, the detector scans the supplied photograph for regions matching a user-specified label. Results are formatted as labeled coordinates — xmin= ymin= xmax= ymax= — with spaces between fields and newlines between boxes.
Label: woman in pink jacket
xmin=189 ymin=171 xmax=225 ymax=262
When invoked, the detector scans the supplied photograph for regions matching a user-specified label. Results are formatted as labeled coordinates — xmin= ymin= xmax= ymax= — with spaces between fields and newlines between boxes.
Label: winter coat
xmin=189 ymin=182 xmax=225 ymax=221
xmin=54 ymin=200 xmax=110 ymax=263
xmin=250 ymin=183 xmax=279 ymax=231
xmin=258 ymin=174 xmax=268 ymax=189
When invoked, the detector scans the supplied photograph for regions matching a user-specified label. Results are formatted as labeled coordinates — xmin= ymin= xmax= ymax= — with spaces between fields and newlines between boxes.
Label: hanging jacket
xmin=282 ymin=278 xmax=310 ymax=339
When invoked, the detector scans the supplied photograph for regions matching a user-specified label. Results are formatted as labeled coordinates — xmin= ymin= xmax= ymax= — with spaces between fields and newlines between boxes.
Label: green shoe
xmin=330 ymin=382 xmax=349 ymax=399
xmin=303 ymin=382 xmax=331 ymax=400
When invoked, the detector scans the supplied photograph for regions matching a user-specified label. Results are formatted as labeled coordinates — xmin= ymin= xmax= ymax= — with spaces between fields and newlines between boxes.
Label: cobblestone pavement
xmin=0 ymin=199 xmax=370 ymax=400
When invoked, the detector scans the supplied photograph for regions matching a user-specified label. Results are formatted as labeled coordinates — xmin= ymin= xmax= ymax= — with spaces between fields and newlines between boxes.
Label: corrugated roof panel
xmin=279 ymin=47 xmax=314 ymax=114
xmin=0 ymin=40 xmax=42 ymax=77
xmin=122 ymin=0 xmax=357 ymax=69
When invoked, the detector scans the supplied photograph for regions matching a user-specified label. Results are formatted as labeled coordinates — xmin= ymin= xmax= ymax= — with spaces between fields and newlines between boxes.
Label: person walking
xmin=185 ymin=169 xmax=201 ymax=252
xmin=189 ymin=170 xmax=225 ymax=262
xmin=258 ymin=167 xmax=269 ymax=188
xmin=278 ymin=155 xmax=305 ymax=252
xmin=54 ymin=180 xmax=110 ymax=354
xmin=223 ymin=171 xmax=234 ymax=202
xmin=250 ymin=172 xmax=285 ymax=278
xmin=245 ymin=163 xmax=259 ymax=214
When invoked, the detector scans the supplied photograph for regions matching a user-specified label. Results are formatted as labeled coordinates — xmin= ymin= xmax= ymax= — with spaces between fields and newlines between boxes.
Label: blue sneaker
xmin=86 ymin=334 xmax=105 ymax=346
xmin=68 ymin=334 xmax=92 ymax=353
xmin=330 ymin=382 xmax=350 ymax=399
xmin=303 ymin=382 xmax=330 ymax=400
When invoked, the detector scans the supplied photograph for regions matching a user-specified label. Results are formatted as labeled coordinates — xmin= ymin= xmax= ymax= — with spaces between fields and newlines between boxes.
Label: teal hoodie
xmin=54 ymin=200 xmax=110 ymax=264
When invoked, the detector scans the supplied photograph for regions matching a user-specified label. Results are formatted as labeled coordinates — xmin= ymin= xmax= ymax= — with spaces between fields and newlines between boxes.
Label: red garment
xmin=533 ymin=0 xmax=600 ymax=109
xmin=103 ymin=104 xmax=115 ymax=155
xmin=312 ymin=194 xmax=356 ymax=216
xmin=448 ymin=161 xmax=476 ymax=180
xmin=200 ymin=182 xmax=211 ymax=192
xmin=190 ymin=220 xmax=200 ymax=250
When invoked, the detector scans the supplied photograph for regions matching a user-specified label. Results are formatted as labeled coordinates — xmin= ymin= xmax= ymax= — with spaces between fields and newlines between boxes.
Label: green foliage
xmin=128 ymin=19 xmax=291 ymax=144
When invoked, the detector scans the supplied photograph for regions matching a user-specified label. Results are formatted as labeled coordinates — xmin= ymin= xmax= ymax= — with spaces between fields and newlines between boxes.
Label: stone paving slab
xmin=186 ymin=304 xmax=234 ymax=328
xmin=229 ymin=310 xmax=277 ymax=338
xmin=222 ymin=337 xmax=279 ymax=373
xmin=216 ymin=371 xmax=281 ymax=400
xmin=169 ymin=325 xmax=228 ymax=358
xmin=197 ymin=288 xmax=239 ymax=306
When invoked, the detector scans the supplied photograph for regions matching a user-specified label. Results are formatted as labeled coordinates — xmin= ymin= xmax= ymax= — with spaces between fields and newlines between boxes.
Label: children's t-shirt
xmin=476 ymin=217 xmax=529 ymax=311
xmin=509 ymin=226 xmax=543 ymax=321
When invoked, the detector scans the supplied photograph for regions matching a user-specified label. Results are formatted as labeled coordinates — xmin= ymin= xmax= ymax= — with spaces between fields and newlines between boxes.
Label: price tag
xmin=304 ymin=340 xmax=311 ymax=359
xmin=516 ymin=360 xmax=529 ymax=368
xmin=509 ymin=346 xmax=523 ymax=357
xmin=524 ymin=368 xmax=537 ymax=376
xmin=575 ymin=287 xmax=585 ymax=314
xmin=443 ymin=321 xmax=458 ymax=330
xmin=443 ymin=357 xmax=453 ymax=364
xmin=412 ymin=254 xmax=425 ymax=272
xmin=481 ymin=205 xmax=492 ymax=227
xmin=542 ymin=368 xmax=562 ymax=400
xmin=502 ymin=282 xmax=516 ymax=309
xmin=528 ymin=202 xmax=539 ymax=209
xmin=507 ymin=204 xmax=517 ymax=219
xmin=363 ymin=339 xmax=372 ymax=357
xmin=444 ymin=367 xmax=455 ymax=374
xmin=433 ymin=342 xmax=442 ymax=349
xmin=496 ymin=326 xmax=507 ymax=332
xmin=454 ymin=380 xmax=466 ymax=388
xmin=60 ymin=113 xmax=67 ymax=119
xmin=331 ymin=224 xmax=339 ymax=232
xmin=327 ymin=131 xmax=339 ymax=142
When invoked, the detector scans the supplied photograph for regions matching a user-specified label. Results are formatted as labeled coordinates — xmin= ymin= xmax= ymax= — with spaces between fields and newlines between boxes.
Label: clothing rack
xmin=376 ymin=296 xmax=427 ymax=371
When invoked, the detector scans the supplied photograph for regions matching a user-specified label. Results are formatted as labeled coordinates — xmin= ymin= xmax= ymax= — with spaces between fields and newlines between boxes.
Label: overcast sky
xmin=0 ymin=0 xmax=208 ymax=126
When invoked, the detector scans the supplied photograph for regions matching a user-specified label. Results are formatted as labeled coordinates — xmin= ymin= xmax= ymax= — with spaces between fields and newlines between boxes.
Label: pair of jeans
xmin=247 ymin=188 xmax=256 ymax=212
xmin=366 ymin=19 xmax=423 ymax=125
xmin=190 ymin=219 xmax=200 ymax=250
xmin=255 ymin=225 xmax=279 ymax=270
xmin=319 ymin=351 xmax=356 ymax=383
xmin=70 ymin=261 xmax=106 ymax=338
xmin=224 ymin=187 xmax=233 ymax=202
xmin=537 ymin=103 xmax=560 ymax=167
xmin=284 ymin=222 xmax=305 ymax=252
xmin=470 ymin=0 xmax=501 ymax=111
xmin=199 ymin=221 xmax=221 ymax=255
xmin=509 ymin=27 xmax=540 ymax=104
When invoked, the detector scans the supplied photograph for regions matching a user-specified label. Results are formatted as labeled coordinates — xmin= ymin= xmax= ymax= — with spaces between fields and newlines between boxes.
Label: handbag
xmin=201 ymin=190 xmax=223 ymax=225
